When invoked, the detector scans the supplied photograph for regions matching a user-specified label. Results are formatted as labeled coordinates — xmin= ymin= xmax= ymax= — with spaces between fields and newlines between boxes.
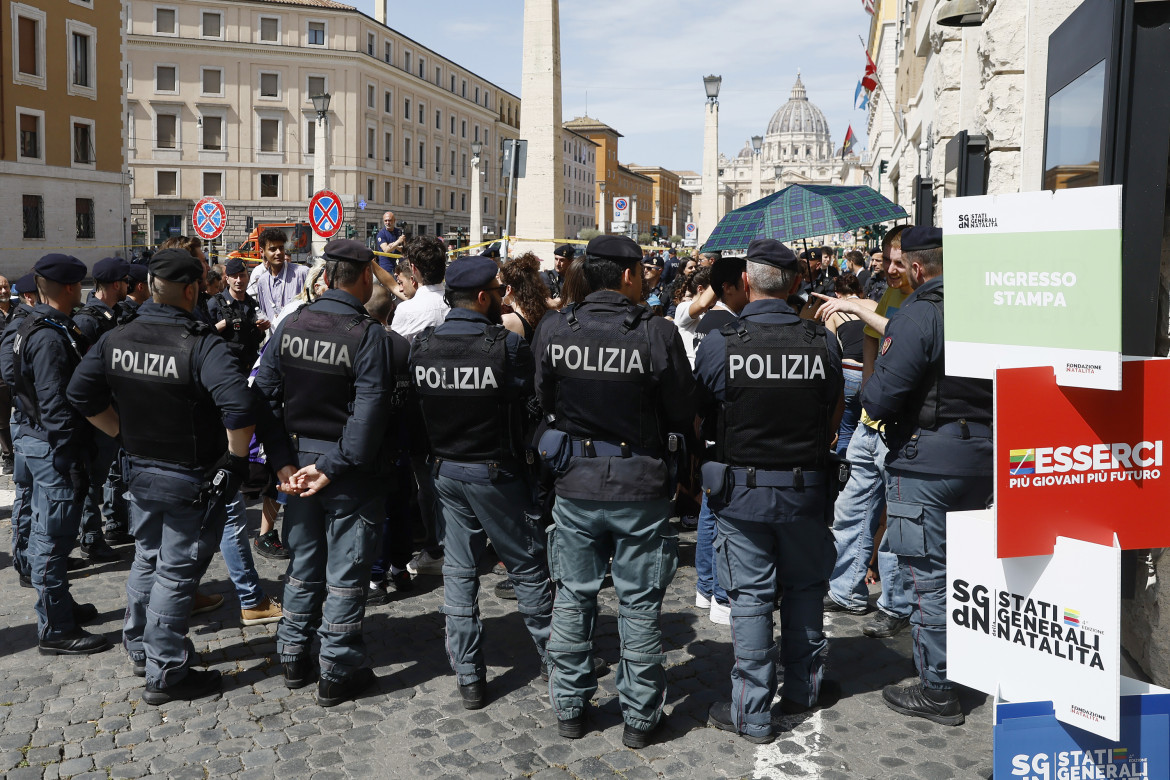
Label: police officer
xmin=67 ymin=247 xmax=294 ymax=701
xmin=2 ymin=272 xmax=39 ymax=588
xmin=411 ymin=255 xmax=552 ymax=710
xmin=118 ymin=263 xmax=150 ymax=322
xmin=3 ymin=254 xmax=106 ymax=655
xmin=693 ymin=238 xmax=843 ymax=744
xmin=534 ymin=234 xmax=696 ymax=749
xmin=542 ymin=244 xmax=574 ymax=304
xmin=254 ymin=238 xmax=396 ymax=707
xmin=860 ymin=226 xmax=992 ymax=726
xmin=73 ymin=256 xmax=132 ymax=563
xmin=207 ymin=257 xmax=269 ymax=372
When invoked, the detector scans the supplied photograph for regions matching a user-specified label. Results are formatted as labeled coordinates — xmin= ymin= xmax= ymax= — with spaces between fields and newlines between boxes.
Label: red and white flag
xmin=862 ymin=0 xmax=875 ymax=14
xmin=862 ymin=49 xmax=878 ymax=92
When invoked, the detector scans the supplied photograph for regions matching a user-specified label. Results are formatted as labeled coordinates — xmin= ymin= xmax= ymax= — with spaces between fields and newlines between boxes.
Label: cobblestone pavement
xmin=0 ymin=489 xmax=994 ymax=780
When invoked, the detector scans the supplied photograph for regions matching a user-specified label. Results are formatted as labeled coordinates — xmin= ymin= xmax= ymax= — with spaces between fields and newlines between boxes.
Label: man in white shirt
xmin=249 ymin=228 xmax=308 ymax=323
xmin=391 ymin=237 xmax=450 ymax=344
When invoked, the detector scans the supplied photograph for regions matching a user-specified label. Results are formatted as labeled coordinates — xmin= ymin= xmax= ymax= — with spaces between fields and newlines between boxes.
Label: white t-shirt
xmin=390 ymin=283 xmax=450 ymax=343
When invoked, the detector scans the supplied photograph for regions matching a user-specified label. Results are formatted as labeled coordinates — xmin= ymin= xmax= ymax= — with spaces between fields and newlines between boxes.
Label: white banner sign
xmin=947 ymin=510 xmax=1121 ymax=740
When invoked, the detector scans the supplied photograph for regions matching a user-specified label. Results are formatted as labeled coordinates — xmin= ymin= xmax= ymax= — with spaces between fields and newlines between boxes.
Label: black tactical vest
xmin=11 ymin=312 xmax=85 ymax=427
xmin=547 ymin=303 xmax=662 ymax=452
xmin=412 ymin=324 xmax=515 ymax=462
xmin=76 ymin=302 xmax=118 ymax=340
xmin=104 ymin=318 xmax=226 ymax=468
xmin=905 ymin=286 xmax=993 ymax=429
xmin=278 ymin=303 xmax=373 ymax=442
xmin=716 ymin=318 xmax=833 ymax=470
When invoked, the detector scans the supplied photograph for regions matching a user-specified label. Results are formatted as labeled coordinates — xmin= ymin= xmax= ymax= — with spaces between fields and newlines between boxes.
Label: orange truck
xmin=226 ymin=223 xmax=313 ymax=266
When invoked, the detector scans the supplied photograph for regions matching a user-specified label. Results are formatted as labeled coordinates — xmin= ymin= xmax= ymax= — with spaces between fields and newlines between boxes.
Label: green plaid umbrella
xmin=701 ymin=184 xmax=908 ymax=252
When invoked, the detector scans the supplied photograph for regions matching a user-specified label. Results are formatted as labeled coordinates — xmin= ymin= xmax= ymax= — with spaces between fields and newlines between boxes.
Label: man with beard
xmin=410 ymin=255 xmax=551 ymax=710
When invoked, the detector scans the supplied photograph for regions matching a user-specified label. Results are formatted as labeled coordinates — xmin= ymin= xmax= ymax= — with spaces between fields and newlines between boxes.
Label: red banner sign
xmin=996 ymin=360 xmax=1170 ymax=557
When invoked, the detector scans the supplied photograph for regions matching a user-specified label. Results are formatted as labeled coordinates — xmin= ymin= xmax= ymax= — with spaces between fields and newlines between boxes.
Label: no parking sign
xmin=192 ymin=197 xmax=227 ymax=241
xmin=308 ymin=190 xmax=343 ymax=238
xmin=613 ymin=197 xmax=629 ymax=222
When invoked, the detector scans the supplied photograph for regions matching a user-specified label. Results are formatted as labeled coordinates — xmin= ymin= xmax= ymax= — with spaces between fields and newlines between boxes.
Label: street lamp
xmin=751 ymin=134 xmax=763 ymax=202
xmin=936 ymin=0 xmax=984 ymax=26
xmin=700 ymin=76 xmax=722 ymax=246
xmin=470 ymin=141 xmax=483 ymax=247
xmin=310 ymin=92 xmax=331 ymax=256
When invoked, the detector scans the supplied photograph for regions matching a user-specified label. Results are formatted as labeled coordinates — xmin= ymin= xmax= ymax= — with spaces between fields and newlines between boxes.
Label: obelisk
xmin=514 ymin=0 xmax=564 ymax=263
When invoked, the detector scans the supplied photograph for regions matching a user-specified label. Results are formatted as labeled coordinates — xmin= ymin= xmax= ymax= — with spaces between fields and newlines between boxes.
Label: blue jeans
xmin=434 ymin=473 xmax=551 ymax=686
xmin=694 ymin=493 xmax=727 ymax=604
xmin=547 ymin=497 xmax=676 ymax=732
xmin=221 ymin=491 xmax=263 ymax=609
xmin=885 ymin=468 xmax=992 ymax=690
xmin=10 ymin=423 xmax=33 ymax=578
xmin=835 ymin=367 xmax=863 ymax=456
xmin=714 ymin=511 xmax=833 ymax=739
xmin=277 ymin=486 xmax=383 ymax=682
xmin=827 ymin=423 xmax=910 ymax=617
xmin=24 ymin=435 xmax=84 ymax=639
xmin=125 ymin=480 xmax=227 ymax=688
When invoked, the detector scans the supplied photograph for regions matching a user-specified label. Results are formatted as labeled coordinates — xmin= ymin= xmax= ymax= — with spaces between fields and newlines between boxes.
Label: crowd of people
xmin=3 ymin=219 xmax=990 ymax=747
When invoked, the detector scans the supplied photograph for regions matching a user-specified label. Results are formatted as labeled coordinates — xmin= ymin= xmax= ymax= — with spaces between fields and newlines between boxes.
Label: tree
xmin=637 ymin=232 xmax=653 ymax=246
xmin=669 ymin=234 xmax=683 ymax=246
xmin=579 ymin=228 xmax=601 ymax=241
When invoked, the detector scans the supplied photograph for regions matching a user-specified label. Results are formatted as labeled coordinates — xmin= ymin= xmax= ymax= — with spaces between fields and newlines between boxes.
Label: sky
xmin=353 ymin=0 xmax=876 ymax=172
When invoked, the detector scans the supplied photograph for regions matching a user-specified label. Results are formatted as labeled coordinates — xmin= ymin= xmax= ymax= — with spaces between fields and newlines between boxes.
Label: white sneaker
xmin=695 ymin=590 xmax=711 ymax=609
xmin=709 ymin=600 xmax=731 ymax=625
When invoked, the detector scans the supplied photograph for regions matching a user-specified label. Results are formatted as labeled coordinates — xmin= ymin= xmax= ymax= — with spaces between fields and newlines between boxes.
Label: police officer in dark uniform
xmin=119 ymin=263 xmax=150 ymax=322
xmin=541 ymin=244 xmax=574 ymax=303
xmin=4 ymin=254 xmax=107 ymax=655
xmin=3 ymin=273 xmax=38 ymax=588
xmin=860 ymin=226 xmax=992 ymax=726
xmin=411 ymin=255 xmax=552 ymax=710
xmin=694 ymin=238 xmax=844 ymax=744
xmin=534 ymin=234 xmax=696 ymax=749
xmin=254 ymin=238 xmax=396 ymax=707
xmin=67 ymin=247 xmax=294 ymax=701
xmin=207 ymin=258 xmax=268 ymax=372
xmin=73 ymin=256 xmax=132 ymax=563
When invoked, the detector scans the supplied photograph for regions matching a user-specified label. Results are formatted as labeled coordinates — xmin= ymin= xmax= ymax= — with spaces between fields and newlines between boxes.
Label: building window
xmin=450 ymin=75 xmax=456 ymax=92
xmin=201 ymin=11 xmax=222 ymax=38
xmin=418 ymin=142 xmax=424 ymax=169
xmin=461 ymin=193 xmax=466 ymax=211
xmin=435 ymin=145 xmax=441 ymax=173
xmin=449 ymin=192 xmax=455 ymax=209
xmin=305 ymin=119 xmax=315 ymax=154
xmin=202 ymin=116 xmax=222 ymax=150
xmin=155 ymin=6 xmax=176 ymax=35
xmin=404 ymin=185 xmax=410 ymax=205
xmin=450 ymin=150 xmax=455 ymax=175
xmin=384 ymin=132 xmax=392 ymax=162
xmin=418 ymin=58 xmax=425 ymax=79
xmin=367 ymin=84 xmax=375 ymax=109
xmin=384 ymin=40 xmax=392 ymax=64
xmin=404 ymin=98 xmax=410 ymax=120
xmin=15 ymin=11 xmax=44 ymax=82
xmin=23 ymin=195 xmax=44 ymax=239
xmin=155 ymin=64 xmax=177 ymax=93
xmin=418 ymin=103 xmax=425 ymax=124
xmin=435 ymin=110 xmax=441 ymax=130
xmin=201 ymin=67 xmax=223 ymax=96
xmin=259 ymin=15 xmax=279 ymax=42
xmin=418 ymin=223 xmax=426 ymax=236
xmin=385 ymin=91 xmax=392 ymax=114
xmin=156 ymin=113 xmax=177 ymax=149
xmin=450 ymin=116 xmax=455 ymax=134
xmin=69 ymin=27 xmax=94 ymax=91
xmin=306 ymin=21 xmax=325 ymax=46
xmin=307 ymin=174 xmax=314 ymax=193
xmin=418 ymin=187 xmax=424 ymax=207
xmin=203 ymin=172 xmax=222 ymax=196
xmin=367 ymin=127 xmax=375 ymax=159
xmin=461 ymin=80 xmax=467 ymax=98
xmin=307 ymin=75 xmax=326 ymax=99
xmin=404 ymin=51 xmax=411 ymax=72
xmin=366 ymin=31 xmax=374 ymax=56
xmin=259 ymin=118 xmax=280 ymax=152
xmin=367 ymin=178 xmax=375 ymax=202
xmin=461 ymin=153 xmax=466 ymax=178
xmin=404 ymin=137 xmax=410 ymax=166
xmin=475 ymin=86 xmax=480 ymax=104
xmin=72 ymin=121 xmax=94 ymax=165
xmin=259 ymin=72 xmax=279 ymax=98
xmin=474 ymin=126 xmax=479 ymax=143
xmin=157 ymin=171 xmax=178 ymax=196
xmin=435 ymin=66 xmax=441 ymax=85
xmin=384 ymin=181 xmax=391 ymax=203
xmin=75 ymin=198 xmax=95 ymax=239
xmin=17 ymin=111 xmax=42 ymax=160
xmin=260 ymin=174 xmax=279 ymax=198
xmin=461 ymin=121 xmax=466 ymax=139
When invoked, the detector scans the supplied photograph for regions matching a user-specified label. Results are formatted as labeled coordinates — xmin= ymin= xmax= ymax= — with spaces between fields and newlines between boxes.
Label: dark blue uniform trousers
xmin=24 ymin=435 xmax=84 ymax=639
xmin=10 ymin=421 xmax=33 ymax=578
xmin=125 ymin=489 xmax=227 ymax=688
xmin=547 ymin=497 xmax=677 ymax=732
xmin=714 ymin=512 xmax=834 ymax=739
xmin=277 ymin=486 xmax=383 ymax=683
xmin=884 ymin=469 xmax=992 ymax=690
xmin=434 ymin=473 xmax=552 ymax=686
xmin=80 ymin=432 xmax=119 ymax=542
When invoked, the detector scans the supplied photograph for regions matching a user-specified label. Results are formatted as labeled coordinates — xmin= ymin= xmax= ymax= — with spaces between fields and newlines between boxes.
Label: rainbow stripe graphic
xmin=1113 ymin=748 xmax=1128 ymax=761
xmin=1009 ymin=449 xmax=1036 ymax=475
xmin=1064 ymin=609 xmax=1081 ymax=627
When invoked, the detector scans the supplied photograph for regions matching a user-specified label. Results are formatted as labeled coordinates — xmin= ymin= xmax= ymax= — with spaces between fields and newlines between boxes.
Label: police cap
xmin=745 ymin=238 xmax=798 ymax=271
xmin=585 ymin=235 xmax=641 ymax=268
xmin=901 ymin=225 xmax=943 ymax=252
xmin=126 ymin=263 xmax=148 ymax=285
xmin=34 ymin=254 xmax=87 ymax=285
xmin=644 ymin=254 xmax=664 ymax=269
xmin=322 ymin=239 xmax=374 ymax=264
xmin=445 ymin=256 xmax=499 ymax=291
xmin=92 ymin=257 xmax=131 ymax=283
xmin=483 ymin=246 xmax=501 ymax=259
xmin=149 ymin=248 xmax=204 ymax=284
xmin=808 ymin=247 xmax=823 ymax=262
xmin=554 ymin=243 xmax=576 ymax=259
xmin=14 ymin=273 xmax=37 ymax=295
xmin=224 ymin=257 xmax=248 ymax=276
